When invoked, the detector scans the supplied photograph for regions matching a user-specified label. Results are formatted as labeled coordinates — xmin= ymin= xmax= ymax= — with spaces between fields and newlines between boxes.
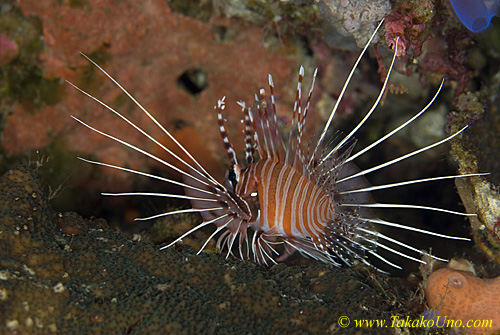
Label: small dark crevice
xmin=176 ymin=68 xmax=208 ymax=95
xmin=212 ymin=25 xmax=228 ymax=41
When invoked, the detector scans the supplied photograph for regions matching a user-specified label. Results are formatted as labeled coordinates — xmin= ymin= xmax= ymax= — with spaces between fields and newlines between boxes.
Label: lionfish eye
xmin=225 ymin=166 xmax=240 ymax=189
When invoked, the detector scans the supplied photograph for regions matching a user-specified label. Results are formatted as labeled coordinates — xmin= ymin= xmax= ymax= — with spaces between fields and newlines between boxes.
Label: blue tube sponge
xmin=450 ymin=0 xmax=499 ymax=32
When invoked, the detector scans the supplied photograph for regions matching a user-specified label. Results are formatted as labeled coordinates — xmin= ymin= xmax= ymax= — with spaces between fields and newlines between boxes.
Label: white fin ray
xmin=77 ymin=157 xmax=218 ymax=196
xmin=337 ymin=126 xmax=469 ymax=184
xmin=135 ymin=207 xmax=224 ymax=221
xmin=76 ymin=53 xmax=224 ymax=189
xmin=321 ymin=36 xmax=399 ymax=166
xmin=343 ymin=203 xmax=476 ymax=217
xmin=66 ymin=80 xmax=221 ymax=190
xmin=286 ymin=66 xmax=304 ymax=166
xmin=198 ymin=218 xmax=235 ymax=255
xmin=367 ymin=218 xmax=471 ymax=240
xmin=71 ymin=116 xmax=220 ymax=190
xmin=160 ymin=213 xmax=231 ymax=250
xmin=365 ymin=239 xmax=427 ymax=264
xmin=367 ymin=250 xmax=403 ymax=269
xmin=225 ymin=220 xmax=243 ymax=259
xmin=101 ymin=191 xmax=219 ymax=203
xmin=339 ymin=173 xmax=488 ymax=194
xmin=309 ymin=19 xmax=385 ymax=168
xmin=357 ymin=227 xmax=448 ymax=262
xmin=345 ymin=79 xmax=445 ymax=164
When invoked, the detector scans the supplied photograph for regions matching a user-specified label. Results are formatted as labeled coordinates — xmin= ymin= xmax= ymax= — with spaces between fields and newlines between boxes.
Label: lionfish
xmin=68 ymin=22 xmax=482 ymax=270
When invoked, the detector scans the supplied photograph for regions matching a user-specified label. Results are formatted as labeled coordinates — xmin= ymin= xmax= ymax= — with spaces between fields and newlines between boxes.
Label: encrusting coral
xmin=425 ymin=266 xmax=500 ymax=334
xmin=316 ymin=0 xmax=391 ymax=47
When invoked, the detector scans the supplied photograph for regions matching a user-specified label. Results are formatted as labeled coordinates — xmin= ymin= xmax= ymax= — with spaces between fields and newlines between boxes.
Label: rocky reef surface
xmin=0 ymin=165 xmax=417 ymax=335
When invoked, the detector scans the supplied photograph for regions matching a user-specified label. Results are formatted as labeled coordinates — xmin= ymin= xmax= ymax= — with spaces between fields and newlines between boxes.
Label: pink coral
xmin=384 ymin=12 xmax=426 ymax=57
xmin=0 ymin=33 xmax=19 ymax=65
xmin=419 ymin=30 xmax=472 ymax=95
xmin=381 ymin=0 xmax=474 ymax=95
xmin=4 ymin=0 xmax=301 ymax=192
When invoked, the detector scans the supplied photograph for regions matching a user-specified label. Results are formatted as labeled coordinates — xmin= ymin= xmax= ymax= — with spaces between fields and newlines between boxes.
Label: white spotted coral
xmin=317 ymin=0 xmax=391 ymax=47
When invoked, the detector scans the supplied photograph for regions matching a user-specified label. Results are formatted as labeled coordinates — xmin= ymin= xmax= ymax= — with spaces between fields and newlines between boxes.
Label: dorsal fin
xmin=297 ymin=67 xmax=318 ymax=175
xmin=286 ymin=66 xmax=303 ymax=168
xmin=215 ymin=97 xmax=238 ymax=166
xmin=267 ymin=74 xmax=285 ymax=160
xmin=248 ymin=87 xmax=286 ymax=161
xmin=283 ymin=66 xmax=318 ymax=176
xmin=238 ymin=101 xmax=255 ymax=165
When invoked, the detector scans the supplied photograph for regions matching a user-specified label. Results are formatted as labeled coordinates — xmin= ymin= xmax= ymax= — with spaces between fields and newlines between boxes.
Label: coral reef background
xmin=1 ymin=0 xmax=500 ymax=333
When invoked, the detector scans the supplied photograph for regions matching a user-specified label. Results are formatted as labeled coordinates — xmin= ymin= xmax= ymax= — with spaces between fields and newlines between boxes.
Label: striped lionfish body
xmin=69 ymin=22 xmax=482 ymax=270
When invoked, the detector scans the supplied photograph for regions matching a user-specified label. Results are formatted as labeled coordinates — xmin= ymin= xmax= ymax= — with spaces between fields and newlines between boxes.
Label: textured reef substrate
xmin=0 ymin=165 xmax=424 ymax=335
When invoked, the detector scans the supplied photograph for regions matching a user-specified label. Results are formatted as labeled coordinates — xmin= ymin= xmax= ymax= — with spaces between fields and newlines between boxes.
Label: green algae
xmin=165 ymin=0 xmax=213 ymax=22
xmin=0 ymin=3 xmax=62 ymax=112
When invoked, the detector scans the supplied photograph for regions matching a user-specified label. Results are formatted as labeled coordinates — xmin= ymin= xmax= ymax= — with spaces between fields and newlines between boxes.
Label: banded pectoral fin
xmin=181 ymin=171 xmax=232 ymax=223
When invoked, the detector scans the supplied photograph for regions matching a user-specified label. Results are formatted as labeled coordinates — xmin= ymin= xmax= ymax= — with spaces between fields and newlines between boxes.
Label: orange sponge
xmin=425 ymin=267 xmax=500 ymax=334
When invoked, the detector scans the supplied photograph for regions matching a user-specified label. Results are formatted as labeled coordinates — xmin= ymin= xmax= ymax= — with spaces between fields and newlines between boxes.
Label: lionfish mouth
xmin=67 ymin=20 xmax=484 ymax=271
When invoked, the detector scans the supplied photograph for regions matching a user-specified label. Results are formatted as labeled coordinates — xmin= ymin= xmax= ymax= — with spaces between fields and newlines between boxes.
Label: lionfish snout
xmin=69 ymin=20 xmax=485 ymax=271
